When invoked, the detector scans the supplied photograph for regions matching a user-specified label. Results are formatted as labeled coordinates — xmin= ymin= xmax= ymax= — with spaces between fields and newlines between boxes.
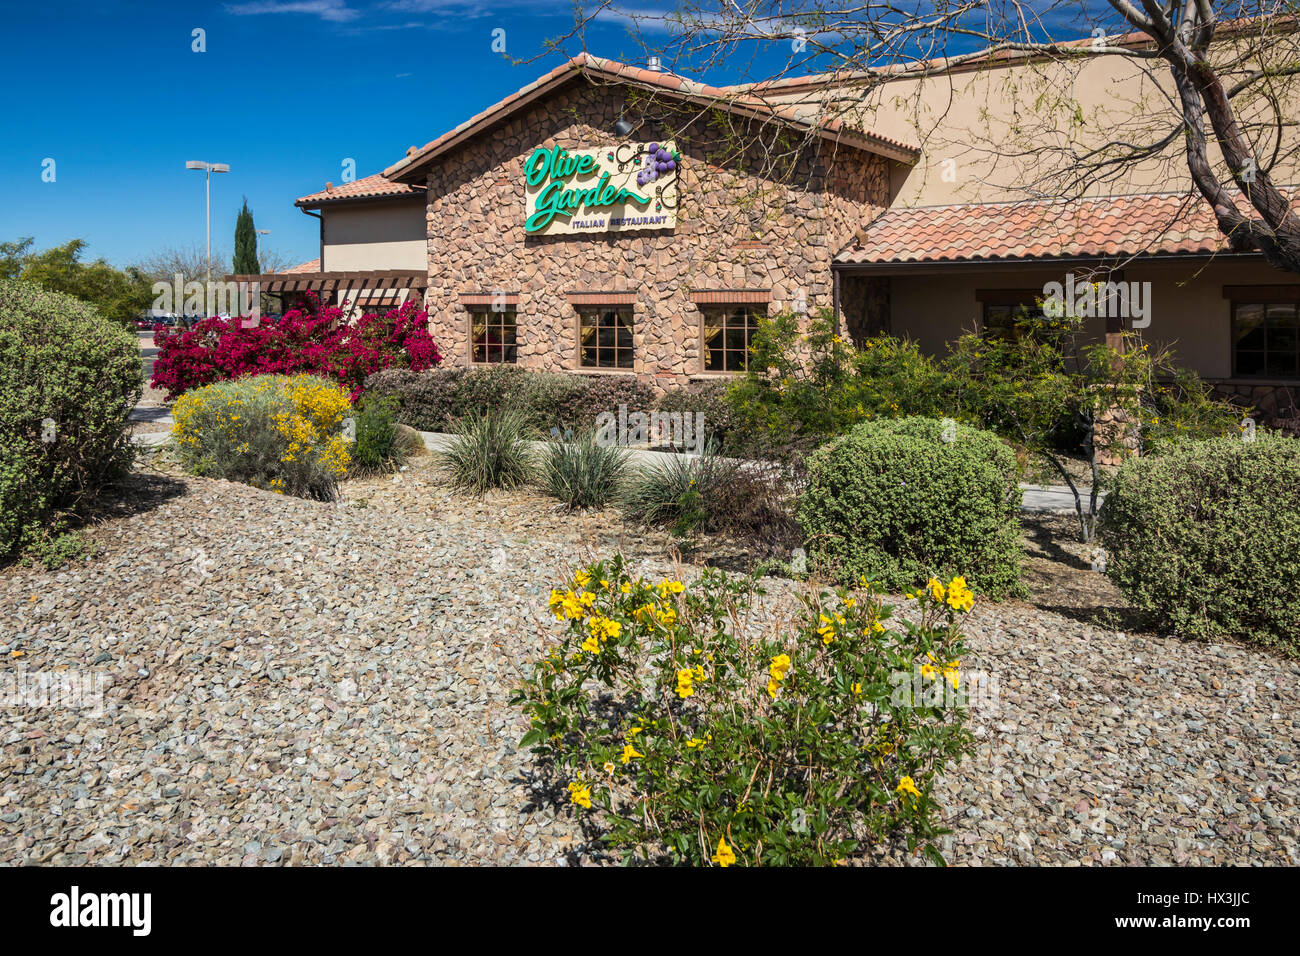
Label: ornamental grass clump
xmin=438 ymin=407 xmax=535 ymax=494
xmin=1097 ymin=433 xmax=1300 ymax=654
xmin=513 ymin=556 xmax=977 ymax=866
xmin=539 ymin=430 xmax=630 ymax=510
xmin=170 ymin=374 xmax=352 ymax=500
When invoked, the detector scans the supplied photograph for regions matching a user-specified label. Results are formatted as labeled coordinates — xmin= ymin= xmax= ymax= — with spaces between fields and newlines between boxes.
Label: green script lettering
xmin=525 ymin=153 xmax=651 ymax=232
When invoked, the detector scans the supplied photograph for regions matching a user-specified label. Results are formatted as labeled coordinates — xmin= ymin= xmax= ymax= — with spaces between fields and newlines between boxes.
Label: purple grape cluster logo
xmin=636 ymin=142 xmax=680 ymax=187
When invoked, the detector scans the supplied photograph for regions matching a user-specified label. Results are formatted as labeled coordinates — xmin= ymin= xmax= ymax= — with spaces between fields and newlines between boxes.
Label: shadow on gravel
xmin=88 ymin=470 xmax=189 ymax=523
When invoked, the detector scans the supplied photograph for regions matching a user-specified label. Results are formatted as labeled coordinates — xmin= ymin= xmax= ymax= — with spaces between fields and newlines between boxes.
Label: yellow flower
xmin=944 ymin=575 xmax=975 ymax=612
xmin=711 ymin=836 xmax=736 ymax=867
xmin=675 ymin=668 xmax=695 ymax=699
xmin=547 ymin=589 xmax=566 ymax=618
xmin=620 ymin=744 xmax=643 ymax=764
xmin=657 ymin=579 xmax=686 ymax=597
xmin=619 ymin=581 xmax=632 ymax=594
xmin=921 ymin=650 xmax=960 ymax=687
xmin=769 ymin=654 xmax=791 ymax=682
xmin=555 ymin=591 xmax=585 ymax=620
xmin=851 ymin=682 xmax=862 ymax=696
xmin=927 ymin=577 xmax=946 ymax=602
xmin=581 ymin=634 xmax=601 ymax=654
xmin=656 ymin=606 xmax=677 ymax=627
xmin=816 ymin=612 xmax=845 ymax=645
xmin=685 ymin=737 xmax=705 ymax=749
xmin=896 ymin=776 xmax=921 ymax=799
xmin=568 ymin=781 xmax=592 ymax=809
xmin=587 ymin=616 xmax=621 ymax=642
xmin=603 ymin=761 xmax=615 ymax=775
xmin=574 ymin=570 xmax=592 ymax=589
xmin=766 ymin=678 xmax=781 ymax=700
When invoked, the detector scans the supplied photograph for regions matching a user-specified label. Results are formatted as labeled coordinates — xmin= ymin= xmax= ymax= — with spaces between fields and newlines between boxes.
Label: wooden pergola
xmin=227 ymin=270 xmax=427 ymax=310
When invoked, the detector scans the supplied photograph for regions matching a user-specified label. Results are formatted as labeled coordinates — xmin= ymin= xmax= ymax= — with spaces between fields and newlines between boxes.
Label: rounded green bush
xmin=797 ymin=416 xmax=1023 ymax=597
xmin=0 ymin=280 xmax=141 ymax=559
xmin=1097 ymin=434 xmax=1300 ymax=653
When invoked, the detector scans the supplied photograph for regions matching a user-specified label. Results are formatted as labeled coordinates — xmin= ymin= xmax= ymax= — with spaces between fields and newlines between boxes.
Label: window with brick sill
xmin=471 ymin=309 xmax=518 ymax=364
xmin=701 ymin=305 xmax=762 ymax=372
xmin=579 ymin=309 xmax=634 ymax=369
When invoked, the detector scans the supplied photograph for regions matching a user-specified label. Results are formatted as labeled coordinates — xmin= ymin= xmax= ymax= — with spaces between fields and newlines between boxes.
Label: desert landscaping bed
xmin=0 ymin=454 xmax=1296 ymax=866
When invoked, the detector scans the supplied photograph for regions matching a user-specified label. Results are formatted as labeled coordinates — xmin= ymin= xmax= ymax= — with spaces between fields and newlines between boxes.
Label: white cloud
xmin=224 ymin=0 xmax=360 ymax=23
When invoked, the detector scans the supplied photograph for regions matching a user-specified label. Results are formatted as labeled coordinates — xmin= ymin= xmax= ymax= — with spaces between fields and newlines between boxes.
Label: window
xmin=1234 ymin=301 xmax=1299 ymax=378
xmin=471 ymin=309 xmax=517 ymax=364
xmin=702 ymin=306 xmax=762 ymax=371
xmin=579 ymin=309 xmax=634 ymax=369
xmin=981 ymin=299 xmax=1044 ymax=341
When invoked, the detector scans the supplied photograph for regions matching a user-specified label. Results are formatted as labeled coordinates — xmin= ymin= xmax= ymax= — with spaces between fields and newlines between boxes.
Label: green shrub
xmin=171 ymin=374 xmax=352 ymax=500
xmin=348 ymin=393 xmax=419 ymax=475
xmin=365 ymin=367 xmax=659 ymax=435
xmin=513 ymin=556 xmax=976 ymax=866
xmin=726 ymin=310 xmax=948 ymax=448
xmin=0 ymin=280 xmax=141 ymax=560
xmin=798 ymin=416 xmax=1024 ymax=597
xmin=539 ymin=431 xmax=631 ymax=510
xmin=439 ymin=407 xmax=535 ymax=494
xmin=1097 ymin=434 xmax=1300 ymax=653
xmin=364 ymin=367 xmax=466 ymax=431
xmin=654 ymin=381 xmax=743 ymax=454
xmin=550 ymin=375 xmax=657 ymax=435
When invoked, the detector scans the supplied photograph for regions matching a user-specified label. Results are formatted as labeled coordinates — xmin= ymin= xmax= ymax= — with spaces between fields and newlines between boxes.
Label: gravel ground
xmin=1 ymin=455 xmax=1296 ymax=866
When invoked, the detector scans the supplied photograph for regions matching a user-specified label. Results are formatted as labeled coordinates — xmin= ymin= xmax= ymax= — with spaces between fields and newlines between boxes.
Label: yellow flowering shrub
xmin=514 ymin=556 xmax=976 ymax=866
xmin=171 ymin=374 xmax=351 ymax=500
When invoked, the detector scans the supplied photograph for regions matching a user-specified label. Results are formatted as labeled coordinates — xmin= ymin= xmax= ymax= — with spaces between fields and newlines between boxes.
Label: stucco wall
xmin=321 ymin=200 xmax=427 ymax=272
xmin=421 ymin=80 xmax=891 ymax=387
xmin=763 ymin=48 xmax=1300 ymax=208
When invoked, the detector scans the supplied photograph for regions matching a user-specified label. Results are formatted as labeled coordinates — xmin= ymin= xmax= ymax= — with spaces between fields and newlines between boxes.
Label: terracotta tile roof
xmin=295 ymin=173 xmax=424 ymax=207
xmin=383 ymin=53 xmax=919 ymax=183
xmin=280 ymin=258 xmax=320 ymax=274
xmin=834 ymin=192 xmax=1260 ymax=266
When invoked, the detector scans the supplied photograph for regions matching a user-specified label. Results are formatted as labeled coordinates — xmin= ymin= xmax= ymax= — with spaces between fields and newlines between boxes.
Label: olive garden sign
xmin=524 ymin=141 xmax=680 ymax=236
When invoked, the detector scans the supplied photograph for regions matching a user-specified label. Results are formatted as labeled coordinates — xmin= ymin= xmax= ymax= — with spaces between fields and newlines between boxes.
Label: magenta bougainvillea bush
xmin=151 ymin=296 xmax=441 ymax=401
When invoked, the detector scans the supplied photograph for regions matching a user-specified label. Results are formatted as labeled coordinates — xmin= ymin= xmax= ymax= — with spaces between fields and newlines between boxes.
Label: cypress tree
xmin=233 ymin=198 xmax=259 ymax=274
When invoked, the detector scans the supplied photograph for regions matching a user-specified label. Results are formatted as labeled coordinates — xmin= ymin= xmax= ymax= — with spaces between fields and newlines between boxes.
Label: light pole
xmin=185 ymin=160 xmax=230 ymax=310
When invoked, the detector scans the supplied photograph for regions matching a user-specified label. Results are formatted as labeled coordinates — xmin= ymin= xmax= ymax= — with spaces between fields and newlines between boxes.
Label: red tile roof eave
xmin=294 ymin=191 xmax=426 ymax=210
xmin=383 ymin=54 xmax=920 ymax=184
xmin=831 ymin=248 xmax=1259 ymax=270
xmin=295 ymin=172 xmax=426 ymax=207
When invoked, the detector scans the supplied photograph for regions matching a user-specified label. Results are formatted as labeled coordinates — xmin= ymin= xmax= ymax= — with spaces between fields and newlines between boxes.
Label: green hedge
xmin=797 ymin=416 xmax=1023 ymax=597
xmin=365 ymin=367 xmax=657 ymax=435
xmin=0 ymin=280 xmax=141 ymax=558
xmin=1097 ymin=435 xmax=1300 ymax=653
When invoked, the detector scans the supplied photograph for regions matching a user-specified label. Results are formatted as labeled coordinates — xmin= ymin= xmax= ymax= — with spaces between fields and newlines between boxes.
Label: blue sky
xmin=0 ymin=1 xmax=1107 ymax=270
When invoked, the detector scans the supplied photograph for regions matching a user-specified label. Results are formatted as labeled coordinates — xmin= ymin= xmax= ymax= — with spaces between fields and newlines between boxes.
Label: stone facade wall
xmin=422 ymin=81 xmax=890 ymax=389
xmin=1210 ymin=381 xmax=1300 ymax=434
xmin=839 ymin=275 xmax=892 ymax=342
